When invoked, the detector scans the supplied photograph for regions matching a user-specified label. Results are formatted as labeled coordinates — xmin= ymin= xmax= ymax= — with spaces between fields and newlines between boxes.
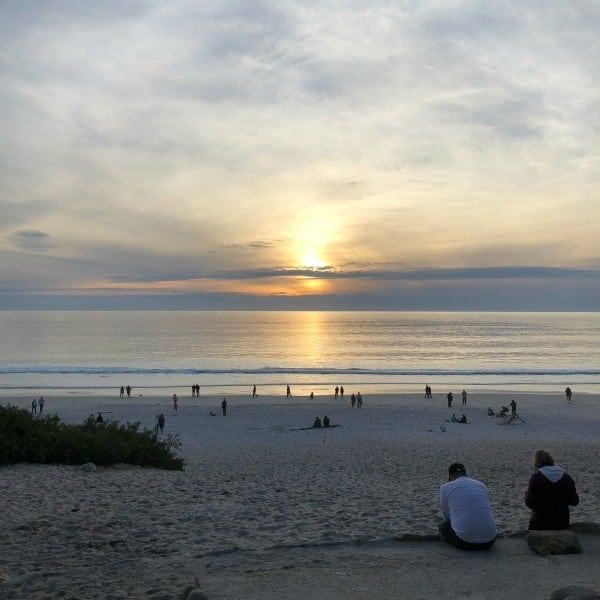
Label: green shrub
xmin=0 ymin=405 xmax=184 ymax=470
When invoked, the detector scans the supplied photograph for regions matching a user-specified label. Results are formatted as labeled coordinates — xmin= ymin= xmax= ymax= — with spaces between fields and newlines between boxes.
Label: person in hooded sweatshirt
xmin=525 ymin=449 xmax=579 ymax=530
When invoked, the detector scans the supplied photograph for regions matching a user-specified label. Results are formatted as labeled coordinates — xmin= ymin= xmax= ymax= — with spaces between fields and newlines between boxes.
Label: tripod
xmin=501 ymin=412 xmax=526 ymax=424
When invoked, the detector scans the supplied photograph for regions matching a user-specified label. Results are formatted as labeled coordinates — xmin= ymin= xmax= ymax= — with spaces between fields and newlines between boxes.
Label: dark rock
xmin=550 ymin=584 xmax=600 ymax=600
xmin=79 ymin=462 xmax=97 ymax=472
xmin=527 ymin=529 xmax=582 ymax=555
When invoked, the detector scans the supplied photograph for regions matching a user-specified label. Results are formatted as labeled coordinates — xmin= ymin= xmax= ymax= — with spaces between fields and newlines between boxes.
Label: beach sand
xmin=2 ymin=390 xmax=599 ymax=599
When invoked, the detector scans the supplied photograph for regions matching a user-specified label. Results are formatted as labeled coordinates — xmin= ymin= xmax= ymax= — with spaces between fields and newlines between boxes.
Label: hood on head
xmin=538 ymin=465 xmax=565 ymax=483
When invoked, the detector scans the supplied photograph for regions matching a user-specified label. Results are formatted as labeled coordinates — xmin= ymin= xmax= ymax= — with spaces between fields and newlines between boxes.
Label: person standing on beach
xmin=335 ymin=386 xmax=339 ymax=399
xmin=252 ymin=385 xmax=257 ymax=397
xmin=222 ymin=398 xmax=227 ymax=416
xmin=439 ymin=463 xmax=497 ymax=551
xmin=38 ymin=397 xmax=45 ymax=414
xmin=565 ymin=387 xmax=572 ymax=401
xmin=196 ymin=384 xmax=200 ymax=397
xmin=340 ymin=386 xmax=344 ymax=398
xmin=158 ymin=413 xmax=165 ymax=433
xmin=357 ymin=392 xmax=363 ymax=408
xmin=286 ymin=385 xmax=291 ymax=397
xmin=126 ymin=385 xmax=131 ymax=398
xmin=31 ymin=398 xmax=37 ymax=414
xmin=510 ymin=399 xmax=517 ymax=416
xmin=191 ymin=385 xmax=196 ymax=397
xmin=173 ymin=393 xmax=178 ymax=411
xmin=350 ymin=393 xmax=356 ymax=408
xmin=525 ymin=450 xmax=579 ymax=530
xmin=120 ymin=386 xmax=124 ymax=398
xmin=461 ymin=390 xmax=467 ymax=405
xmin=447 ymin=392 xmax=453 ymax=408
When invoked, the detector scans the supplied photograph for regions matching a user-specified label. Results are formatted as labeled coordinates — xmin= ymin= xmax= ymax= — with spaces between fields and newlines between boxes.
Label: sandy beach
xmin=2 ymin=390 xmax=599 ymax=599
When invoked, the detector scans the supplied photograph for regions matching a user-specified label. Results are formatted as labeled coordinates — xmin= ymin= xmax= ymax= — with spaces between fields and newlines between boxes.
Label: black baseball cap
xmin=448 ymin=463 xmax=466 ymax=476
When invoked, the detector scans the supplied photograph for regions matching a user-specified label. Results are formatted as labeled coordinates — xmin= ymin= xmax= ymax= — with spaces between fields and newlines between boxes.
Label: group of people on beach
xmin=439 ymin=450 xmax=579 ymax=551
xmin=312 ymin=415 xmax=331 ymax=428
xmin=31 ymin=396 xmax=45 ymax=414
xmin=119 ymin=385 xmax=132 ymax=398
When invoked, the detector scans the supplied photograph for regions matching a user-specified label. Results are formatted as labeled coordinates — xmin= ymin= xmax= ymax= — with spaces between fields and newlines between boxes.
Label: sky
xmin=1 ymin=1 xmax=599 ymax=310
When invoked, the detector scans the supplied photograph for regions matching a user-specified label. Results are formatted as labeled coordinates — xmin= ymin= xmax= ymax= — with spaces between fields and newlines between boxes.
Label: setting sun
xmin=302 ymin=251 xmax=325 ymax=270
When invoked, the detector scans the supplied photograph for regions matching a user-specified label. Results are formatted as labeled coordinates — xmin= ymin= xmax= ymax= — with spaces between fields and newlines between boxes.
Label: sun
xmin=302 ymin=251 xmax=325 ymax=270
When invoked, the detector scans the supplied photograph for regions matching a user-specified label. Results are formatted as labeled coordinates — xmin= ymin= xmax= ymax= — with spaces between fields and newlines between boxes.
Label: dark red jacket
xmin=525 ymin=468 xmax=579 ymax=530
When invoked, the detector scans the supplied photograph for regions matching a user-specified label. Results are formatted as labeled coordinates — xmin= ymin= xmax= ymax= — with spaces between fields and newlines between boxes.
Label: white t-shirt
xmin=439 ymin=476 xmax=497 ymax=544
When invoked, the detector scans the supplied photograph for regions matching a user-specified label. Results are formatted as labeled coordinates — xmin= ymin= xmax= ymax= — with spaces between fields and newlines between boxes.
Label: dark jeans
xmin=439 ymin=520 xmax=495 ymax=551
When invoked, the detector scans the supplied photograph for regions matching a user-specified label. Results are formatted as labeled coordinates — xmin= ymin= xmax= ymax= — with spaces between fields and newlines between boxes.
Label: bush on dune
xmin=0 ymin=405 xmax=184 ymax=470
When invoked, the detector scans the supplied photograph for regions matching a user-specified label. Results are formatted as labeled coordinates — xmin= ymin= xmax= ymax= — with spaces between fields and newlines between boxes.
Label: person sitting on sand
xmin=459 ymin=414 xmax=468 ymax=423
xmin=498 ymin=406 xmax=508 ymax=417
xmin=312 ymin=417 xmax=322 ymax=428
xmin=323 ymin=415 xmax=330 ymax=428
xmin=525 ymin=449 xmax=579 ymax=530
xmin=449 ymin=413 xmax=459 ymax=422
xmin=96 ymin=412 xmax=104 ymax=423
xmin=487 ymin=407 xmax=495 ymax=416
xmin=439 ymin=463 xmax=497 ymax=551
xmin=310 ymin=391 xmax=314 ymax=399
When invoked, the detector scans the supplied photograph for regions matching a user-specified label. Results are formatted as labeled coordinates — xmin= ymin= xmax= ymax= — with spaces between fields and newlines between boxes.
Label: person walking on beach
xmin=195 ymin=384 xmax=200 ymax=397
xmin=525 ymin=450 xmax=579 ymax=530
xmin=38 ymin=396 xmax=45 ymax=414
xmin=439 ymin=463 xmax=497 ymax=551
xmin=565 ymin=387 xmax=572 ymax=401
xmin=154 ymin=415 xmax=160 ymax=434
xmin=447 ymin=392 xmax=453 ymax=408
xmin=461 ymin=390 xmax=467 ymax=405
xmin=357 ymin=392 xmax=363 ymax=408
xmin=510 ymin=398 xmax=517 ymax=416
xmin=191 ymin=385 xmax=196 ymax=397
xmin=120 ymin=386 xmax=124 ymax=398
xmin=286 ymin=385 xmax=291 ymax=398
xmin=173 ymin=393 xmax=178 ymax=411
xmin=158 ymin=413 xmax=165 ymax=433
xmin=350 ymin=393 xmax=356 ymax=408
xmin=425 ymin=385 xmax=432 ymax=399
xmin=222 ymin=398 xmax=227 ymax=416
xmin=126 ymin=385 xmax=131 ymax=398
xmin=31 ymin=398 xmax=37 ymax=414
xmin=340 ymin=386 xmax=344 ymax=398
xmin=252 ymin=385 xmax=257 ymax=397
xmin=335 ymin=386 xmax=339 ymax=399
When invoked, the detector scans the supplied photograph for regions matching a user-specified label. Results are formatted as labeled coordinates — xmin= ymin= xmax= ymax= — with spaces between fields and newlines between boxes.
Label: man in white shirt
xmin=439 ymin=462 xmax=497 ymax=550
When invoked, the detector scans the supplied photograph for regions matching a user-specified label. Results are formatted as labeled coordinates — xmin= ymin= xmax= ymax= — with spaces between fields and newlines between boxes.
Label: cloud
xmin=8 ymin=229 xmax=52 ymax=251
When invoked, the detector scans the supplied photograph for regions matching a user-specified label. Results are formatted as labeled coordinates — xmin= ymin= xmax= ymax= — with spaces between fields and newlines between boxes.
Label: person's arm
xmin=440 ymin=485 xmax=450 ymax=519
xmin=567 ymin=475 xmax=579 ymax=507
xmin=525 ymin=474 xmax=540 ymax=510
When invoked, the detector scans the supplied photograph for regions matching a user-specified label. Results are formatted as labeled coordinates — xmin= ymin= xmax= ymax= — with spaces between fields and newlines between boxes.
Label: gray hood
xmin=538 ymin=465 xmax=565 ymax=483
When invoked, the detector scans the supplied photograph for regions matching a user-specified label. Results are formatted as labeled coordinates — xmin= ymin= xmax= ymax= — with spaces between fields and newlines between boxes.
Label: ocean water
xmin=0 ymin=311 xmax=599 ymax=395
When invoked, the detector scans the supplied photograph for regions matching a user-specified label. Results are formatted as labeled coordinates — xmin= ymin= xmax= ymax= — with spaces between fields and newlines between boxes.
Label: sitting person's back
xmin=525 ymin=449 xmax=579 ymax=530
xmin=312 ymin=417 xmax=322 ymax=428
xmin=439 ymin=463 xmax=496 ymax=550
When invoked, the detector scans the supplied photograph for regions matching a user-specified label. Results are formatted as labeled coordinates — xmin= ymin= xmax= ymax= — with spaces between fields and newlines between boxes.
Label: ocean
xmin=0 ymin=311 xmax=599 ymax=395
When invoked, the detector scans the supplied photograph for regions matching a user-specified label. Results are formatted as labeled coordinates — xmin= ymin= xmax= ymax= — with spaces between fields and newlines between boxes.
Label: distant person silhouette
xmin=462 ymin=390 xmax=467 ymax=405
xmin=31 ymin=398 xmax=37 ymax=414
xmin=120 ymin=386 xmax=124 ymax=398
xmin=222 ymin=398 xmax=227 ymax=416
xmin=286 ymin=385 xmax=291 ymax=398
xmin=195 ymin=384 xmax=200 ymax=397
xmin=191 ymin=385 xmax=196 ymax=397
xmin=425 ymin=385 xmax=432 ymax=399
xmin=96 ymin=412 xmax=104 ymax=423
xmin=323 ymin=415 xmax=330 ymax=427
xmin=565 ymin=387 xmax=572 ymax=401
xmin=158 ymin=413 xmax=165 ymax=432
xmin=459 ymin=414 xmax=468 ymax=423
xmin=173 ymin=393 xmax=178 ymax=411
xmin=351 ymin=393 xmax=356 ymax=408
xmin=447 ymin=392 xmax=453 ymax=408
xmin=312 ymin=416 xmax=322 ymax=428
xmin=310 ymin=391 xmax=314 ymax=399
xmin=38 ymin=397 xmax=45 ymax=414
xmin=357 ymin=392 xmax=363 ymax=408
xmin=252 ymin=385 xmax=257 ymax=398
xmin=335 ymin=386 xmax=339 ymax=398
xmin=510 ymin=399 xmax=517 ymax=416
xmin=340 ymin=386 xmax=344 ymax=397
xmin=126 ymin=385 xmax=131 ymax=398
